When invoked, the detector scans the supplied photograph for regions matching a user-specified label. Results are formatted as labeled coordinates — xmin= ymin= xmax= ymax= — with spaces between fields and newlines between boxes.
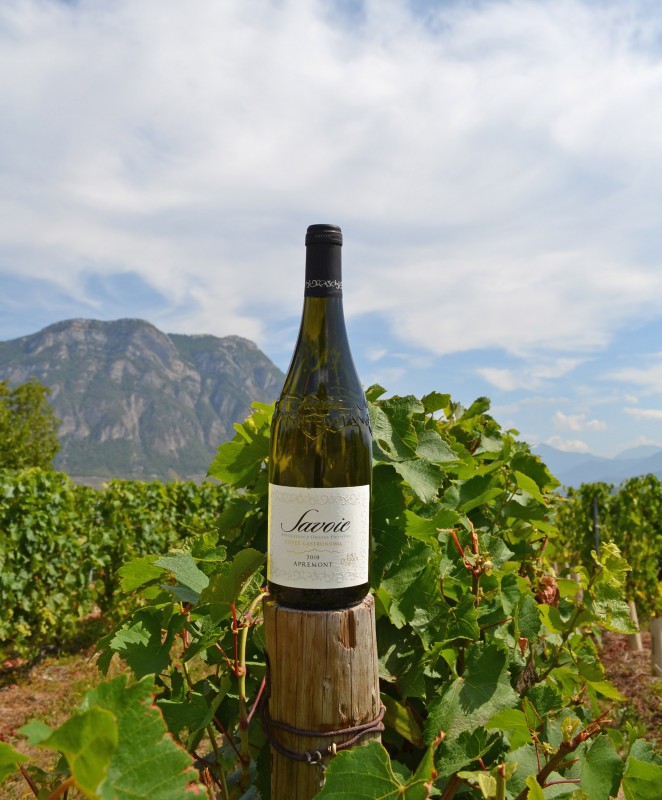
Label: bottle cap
xmin=305 ymin=224 xmax=343 ymax=246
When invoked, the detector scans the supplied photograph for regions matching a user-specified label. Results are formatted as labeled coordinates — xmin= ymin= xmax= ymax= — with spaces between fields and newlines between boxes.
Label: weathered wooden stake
xmin=627 ymin=599 xmax=643 ymax=652
xmin=263 ymin=594 xmax=381 ymax=800
xmin=651 ymin=617 xmax=662 ymax=677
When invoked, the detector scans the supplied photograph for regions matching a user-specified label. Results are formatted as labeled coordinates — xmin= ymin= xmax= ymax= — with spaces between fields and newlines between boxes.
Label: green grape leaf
xmin=316 ymin=740 xmax=435 ymax=800
xmin=486 ymin=708 xmax=532 ymax=750
xmin=378 ymin=624 xmax=427 ymax=699
xmin=524 ymin=685 xmax=563 ymax=722
xmin=409 ymin=745 xmax=437 ymax=795
xmin=392 ymin=458 xmax=442 ymax=504
xmin=155 ymin=552 xmax=209 ymax=604
xmin=188 ymin=535 xmax=227 ymax=565
xmin=366 ymin=385 xmax=387 ymax=402
xmin=622 ymin=756 xmax=662 ymax=800
xmin=511 ymin=451 xmax=559 ymax=491
xmin=22 ymin=708 xmax=118 ymax=797
xmin=106 ymin=608 xmax=182 ymax=679
xmin=478 ymin=533 xmax=514 ymax=571
xmin=457 ymin=475 xmax=504 ymax=513
xmin=503 ymin=745 xmax=576 ymax=799
xmin=370 ymin=403 xmax=417 ymax=462
xmin=157 ymin=692 xmax=214 ymax=743
xmin=381 ymin=539 xmax=436 ymax=629
xmin=381 ymin=694 xmax=425 ymax=748
xmin=581 ymin=734 xmax=624 ymax=799
xmin=426 ymin=592 xmax=480 ymax=647
xmin=538 ymin=604 xmax=571 ymax=635
xmin=19 ymin=720 xmax=54 ymax=745
xmin=513 ymin=470 xmax=546 ymax=504
xmin=82 ymin=675 xmax=202 ymax=799
xmin=208 ymin=440 xmax=260 ymax=487
xmin=217 ymin=495 xmax=256 ymax=533
xmin=587 ymin=679 xmax=626 ymax=701
xmin=457 ymin=770 xmax=496 ymax=798
xmin=592 ymin=542 xmax=631 ymax=589
xmin=96 ymin=642 xmax=115 ymax=677
xmin=435 ymin=728 xmax=496 ymax=778
xmin=629 ymin=738 xmax=662 ymax=764
xmin=525 ymin=774 xmax=546 ymax=799
xmin=381 ymin=540 xmax=433 ymax=596
xmin=556 ymin=579 xmax=582 ymax=600
xmin=371 ymin=464 xmax=408 ymax=579
xmin=591 ymin=584 xmax=638 ymax=633
xmin=462 ymin=397 xmax=492 ymax=419
xmin=207 ymin=406 xmax=270 ymax=487
xmin=404 ymin=507 xmax=461 ymax=545
xmin=398 ymin=580 xmax=458 ymax=648
xmin=415 ymin=429 xmax=457 ymax=463
xmin=425 ymin=643 xmax=518 ymax=743
xmin=420 ymin=391 xmax=450 ymax=414
xmin=199 ymin=548 xmax=265 ymax=619
xmin=117 ymin=556 xmax=165 ymax=593
xmin=0 ymin=741 xmax=28 ymax=783
xmin=515 ymin=593 xmax=542 ymax=639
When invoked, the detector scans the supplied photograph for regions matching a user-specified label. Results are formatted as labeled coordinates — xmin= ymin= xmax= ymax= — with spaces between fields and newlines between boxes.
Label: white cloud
xmin=366 ymin=348 xmax=388 ymax=362
xmin=624 ymin=407 xmax=662 ymax=421
xmin=477 ymin=368 xmax=520 ymax=392
xmin=478 ymin=358 xmax=582 ymax=392
xmin=2 ymin=0 xmax=662 ymax=361
xmin=545 ymin=436 xmax=591 ymax=453
xmin=364 ymin=365 xmax=406 ymax=389
xmin=586 ymin=419 xmax=608 ymax=431
xmin=553 ymin=411 xmax=607 ymax=432
xmin=608 ymin=359 xmax=662 ymax=394
xmin=633 ymin=436 xmax=659 ymax=446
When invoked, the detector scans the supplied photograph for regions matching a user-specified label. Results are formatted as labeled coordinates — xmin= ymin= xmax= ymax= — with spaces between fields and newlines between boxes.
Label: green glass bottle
xmin=267 ymin=224 xmax=372 ymax=610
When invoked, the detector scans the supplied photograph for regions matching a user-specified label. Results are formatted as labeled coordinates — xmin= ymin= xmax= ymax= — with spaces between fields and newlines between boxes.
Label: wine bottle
xmin=267 ymin=224 xmax=372 ymax=610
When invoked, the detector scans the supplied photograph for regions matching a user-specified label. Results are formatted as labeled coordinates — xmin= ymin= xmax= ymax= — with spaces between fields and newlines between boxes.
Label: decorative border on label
xmin=305 ymin=279 xmax=342 ymax=290
xmin=270 ymin=487 xmax=368 ymax=507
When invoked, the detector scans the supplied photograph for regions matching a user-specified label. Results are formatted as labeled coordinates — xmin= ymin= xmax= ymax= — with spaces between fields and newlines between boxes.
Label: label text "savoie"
xmin=280 ymin=509 xmax=351 ymax=534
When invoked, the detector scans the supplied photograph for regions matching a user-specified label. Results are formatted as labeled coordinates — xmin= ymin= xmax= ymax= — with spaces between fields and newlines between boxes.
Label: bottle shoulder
xmin=273 ymin=390 xmax=371 ymax=435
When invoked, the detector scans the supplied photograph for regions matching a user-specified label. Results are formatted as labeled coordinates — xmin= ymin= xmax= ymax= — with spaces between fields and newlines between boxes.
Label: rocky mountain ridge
xmin=0 ymin=318 xmax=284 ymax=482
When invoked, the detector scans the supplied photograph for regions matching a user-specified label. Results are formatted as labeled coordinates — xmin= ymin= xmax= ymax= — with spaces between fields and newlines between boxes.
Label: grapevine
xmin=2 ymin=392 xmax=661 ymax=799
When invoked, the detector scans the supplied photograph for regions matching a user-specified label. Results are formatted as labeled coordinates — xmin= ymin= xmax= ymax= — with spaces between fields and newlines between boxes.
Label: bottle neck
xmin=280 ymin=243 xmax=355 ymax=399
xmin=301 ymin=242 xmax=347 ymax=345
xmin=304 ymin=243 xmax=342 ymax=298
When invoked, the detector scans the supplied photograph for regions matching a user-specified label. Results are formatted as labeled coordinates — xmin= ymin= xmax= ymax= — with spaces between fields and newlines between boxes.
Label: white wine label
xmin=268 ymin=484 xmax=370 ymax=589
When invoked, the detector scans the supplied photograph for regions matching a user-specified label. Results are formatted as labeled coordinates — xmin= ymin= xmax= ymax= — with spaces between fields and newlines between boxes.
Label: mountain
xmin=534 ymin=443 xmax=662 ymax=489
xmin=614 ymin=444 xmax=662 ymax=461
xmin=0 ymin=319 xmax=285 ymax=482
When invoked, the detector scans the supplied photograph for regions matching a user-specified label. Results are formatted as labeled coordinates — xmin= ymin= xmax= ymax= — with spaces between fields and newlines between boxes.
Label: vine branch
xmin=512 ymin=714 xmax=608 ymax=800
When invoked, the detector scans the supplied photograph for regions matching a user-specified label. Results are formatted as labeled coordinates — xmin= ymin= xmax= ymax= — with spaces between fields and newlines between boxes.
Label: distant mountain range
xmin=0 ymin=319 xmax=285 ymax=483
xmin=535 ymin=443 xmax=662 ymax=488
xmin=1 ymin=318 xmax=660 ymax=489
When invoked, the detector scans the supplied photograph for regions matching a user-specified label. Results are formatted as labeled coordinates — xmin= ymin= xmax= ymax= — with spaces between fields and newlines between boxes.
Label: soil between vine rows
xmin=598 ymin=630 xmax=662 ymax=742
xmin=0 ymin=646 xmax=104 ymax=799
xmin=0 ymin=632 xmax=660 ymax=799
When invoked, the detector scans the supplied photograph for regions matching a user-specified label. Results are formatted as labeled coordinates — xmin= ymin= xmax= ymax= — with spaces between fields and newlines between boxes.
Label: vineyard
xmin=0 ymin=472 xmax=232 ymax=655
xmin=555 ymin=476 xmax=662 ymax=622
xmin=1 ymin=391 xmax=661 ymax=799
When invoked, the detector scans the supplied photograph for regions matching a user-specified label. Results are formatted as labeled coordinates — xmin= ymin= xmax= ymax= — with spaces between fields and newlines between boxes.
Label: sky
xmin=2 ymin=0 xmax=662 ymax=458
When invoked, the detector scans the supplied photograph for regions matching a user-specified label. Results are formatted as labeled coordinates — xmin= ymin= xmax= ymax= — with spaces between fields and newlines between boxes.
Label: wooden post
xmin=263 ymin=594 xmax=382 ymax=800
xmin=651 ymin=618 xmax=662 ymax=677
xmin=627 ymin=600 xmax=643 ymax=652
